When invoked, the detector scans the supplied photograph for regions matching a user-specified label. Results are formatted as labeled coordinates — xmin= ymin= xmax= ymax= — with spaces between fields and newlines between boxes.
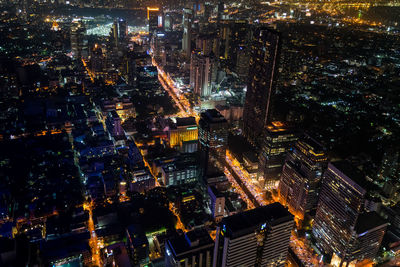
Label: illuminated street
xmin=83 ymin=201 xmax=102 ymax=267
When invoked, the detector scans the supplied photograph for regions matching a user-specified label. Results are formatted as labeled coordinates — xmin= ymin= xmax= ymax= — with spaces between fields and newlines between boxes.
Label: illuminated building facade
xmin=147 ymin=7 xmax=160 ymax=34
xmin=312 ymin=161 xmax=366 ymax=259
xmin=199 ymin=109 xmax=228 ymax=178
xmin=190 ymin=52 xmax=216 ymax=98
xmin=242 ymin=27 xmax=281 ymax=147
xmin=168 ymin=117 xmax=198 ymax=148
xmin=258 ymin=121 xmax=298 ymax=189
xmin=212 ymin=203 xmax=294 ymax=267
xmin=161 ymin=161 xmax=198 ymax=186
xmin=182 ymin=8 xmax=193 ymax=58
xmin=130 ymin=168 xmax=154 ymax=193
xmin=312 ymin=161 xmax=386 ymax=265
xmin=208 ymin=185 xmax=225 ymax=222
xmin=105 ymin=110 xmax=124 ymax=137
xmin=278 ymin=135 xmax=327 ymax=219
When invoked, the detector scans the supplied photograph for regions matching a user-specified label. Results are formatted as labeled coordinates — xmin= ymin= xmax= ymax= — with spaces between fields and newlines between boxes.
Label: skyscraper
xmin=190 ymin=52 xmax=216 ymax=98
xmin=182 ymin=8 xmax=193 ymax=58
xmin=258 ymin=121 xmax=298 ymax=189
xmin=70 ymin=21 xmax=88 ymax=58
xmin=242 ymin=27 xmax=281 ymax=147
xmin=147 ymin=7 xmax=160 ymax=35
xmin=199 ymin=109 xmax=228 ymax=178
xmin=278 ymin=135 xmax=327 ymax=219
xmin=118 ymin=18 xmax=127 ymax=41
xmin=220 ymin=20 xmax=250 ymax=69
xmin=312 ymin=161 xmax=387 ymax=266
xmin=212 ymin=202 xmax=294 ymax=267
xmin=168 ymin=117 xmax=198 ymax=150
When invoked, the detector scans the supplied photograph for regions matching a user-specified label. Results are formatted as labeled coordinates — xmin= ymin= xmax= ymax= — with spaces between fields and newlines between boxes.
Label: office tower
xmin=111 ymin=21 xmax=119 ymax=48
xmin=165 ymin=14 xmax=173 ymax=31
xmin=190 ymin=52 xmax=216 ymax=98
xmin=168 ymin=117 xmax=198 ymax=152
xmin=242 ymin=27 xmax=281 ymax=147
xmin=70 ymin=21 xmax=88 ymax=58
xmin=208 ymin=186 xmax=225 ymax=222
xmin=278 ymin=135 xmax=327 ymax=219
xmin=312 ymin=161 xmax=387 ymax=266
xmin=105 ymin=111 xmax=124 ymax=137
xmin=161 ymin=159 xmax=198 ymax=186
xmin=220 ymin=20 xmax=250 ymax=69
xmin=118 ymin=18 xmax=127 ymax=40
xmin=199 ymin=109 xmax=228 ymax=178
xmin=165 ymin=228 xmax=214 ymax=267
xmin=258 ymin=121 xmax=297 ymax=189
xmin=196 ymin=34 xmax=216 ymax=56
xmin=182 ymin=8 xmax=193 ymax=58
xmin=213 ymin=202 xmax=294 ymax=267
xmin=90 ymin=44 xmax=104 ymax=73
xmin=216 ymin=1 xmax=224 ymax=26
xmin=147 ymin=7 xmax=160 ymax=34
xmin=235 ymin=47 xmax=250 ymax=81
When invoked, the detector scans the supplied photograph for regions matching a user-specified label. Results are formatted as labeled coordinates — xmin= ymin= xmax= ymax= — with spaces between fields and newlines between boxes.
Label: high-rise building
xmin=161 ymin=160 xmax=198 ymax=186
xmin=312 ymin=161 xmax=387 ymax=266
xmin=258 ymin=121 xmax=298 ymax=189
xmin=235 ymin=46 xmax=250 ymax=81
xmin=164 ymin=14 xmax=173 ymax=31
xmin=278 ymin=135 xmax=327 ymax=219
xmin=105 ymin=111 xmax=124 ymax=137
xmin=208 ymin=185 xmax=225 ymax=222
xmin=118 ymin=18 xmax=127 ymax=40
xmin=165 ymin=228 xmax=214 ymax=267
xmin=242 ymin=27 xmax=281 ymax=147
xmin=70 ymin=21 xmax=88 ymax=58
xmin=111 ymin=20 xmax=125 ymax=48
xmin=126 ymin=224 xmax=149 ymax=266
xmin=90 ymin=44 xmax=105 ymax=73
xmin=196 ymin=34 xmax=216 ymax=56
xmin=220 ymin=20 xmax=250 ymax=68
xmin=190 ymin=52 xmax=216 ymax=98
xmin=168 ymin=117 xmax=198 ymax=149
xmin=199 ymin=109 xmax=228 ymax=178
xmin=147 ymin=7 xmax=160 ymax=34
xmin=182 ymin=8 xmax=193 ymax=58
xmin=212 ymin=202 xmax=294 ymax=267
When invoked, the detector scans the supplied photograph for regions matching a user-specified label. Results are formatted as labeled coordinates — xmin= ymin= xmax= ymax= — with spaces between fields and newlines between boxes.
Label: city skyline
xmin=0 ymin=0 xmax=399 ymax=267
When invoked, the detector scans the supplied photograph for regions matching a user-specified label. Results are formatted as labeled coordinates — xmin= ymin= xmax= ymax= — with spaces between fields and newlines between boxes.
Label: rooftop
xmin=200 ymin=109 xmax=227 ymax=124
xmin=167 ymin=228 xmax=213 ymax=257
xmin=355 ymin=211 xmax=387 ymax=235
xmin=330 ymin=161 xmax=369 ymax=191
xmin=176 ymin=117 xmax=197 ymax=127
xmin=220 ymin=202 xmax=293 ymax=239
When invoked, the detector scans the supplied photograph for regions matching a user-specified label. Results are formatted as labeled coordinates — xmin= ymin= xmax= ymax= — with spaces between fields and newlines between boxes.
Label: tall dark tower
xmin=198 ymin=109 xmax=228 ymax=179
xmin=242 ymin=27 xmax=281 ymax=147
